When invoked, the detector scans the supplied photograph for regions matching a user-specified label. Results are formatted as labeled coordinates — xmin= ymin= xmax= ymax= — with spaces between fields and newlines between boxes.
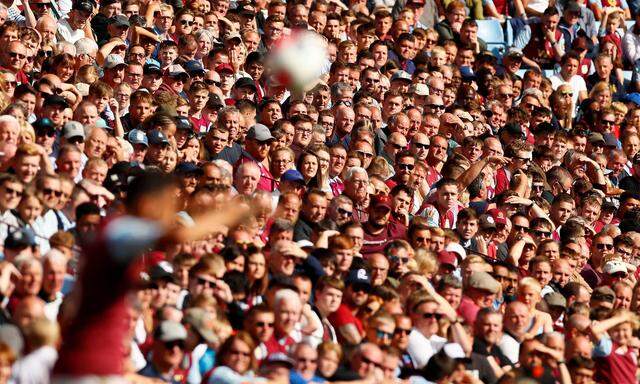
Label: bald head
xmin=13 ymin=295 xmax=45 ymax=330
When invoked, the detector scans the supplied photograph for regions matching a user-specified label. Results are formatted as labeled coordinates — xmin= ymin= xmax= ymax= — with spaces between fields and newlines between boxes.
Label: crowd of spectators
xmin=2 ymin=0 xmax=640 ymax=382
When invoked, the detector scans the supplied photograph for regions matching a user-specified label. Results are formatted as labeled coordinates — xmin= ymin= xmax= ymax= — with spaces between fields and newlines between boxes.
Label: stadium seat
xmin=477 ymin=19 xmax=507 ymax=57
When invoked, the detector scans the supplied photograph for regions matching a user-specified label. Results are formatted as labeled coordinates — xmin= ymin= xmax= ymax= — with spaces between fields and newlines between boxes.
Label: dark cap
xmin=175 ymin=116 xmax=193 ymax=131
xmin=108 ymin=14 xmax=130 ymax=28
xmin=215 ymin=63 xmax=234 ymax=74
xmin=479 ymin=214 xmax=497 ymax=230
xmin=233 ymin=77 xmax=257 ymax=91
xmin=588 ymin=132 xmax=605 ymax=144
xmin=72 ymin=0 xmax=93 ymax=13
xmin=143 ymin=63 xmax=163 ymax=76
xmin=147 ymin=129 xmax=170 ymax=146
xmin=33 ymin=117 xmax=55 ymax=133
xmin=43 ymin=95 xmax=69 ymax=109
xmin=206 ymin=94 xmax=224 ymax=109
xmin=184 ymin=60 xmax=205 ymax=76
xmin=345 ymin=268 xmax=372 ymax=290
xmin=281 ymin=169 xmax=305 ymax=184
xmin=175 ymin=162 xmax=203 ymax=175
xmin=5 ymin=228 xmax=37 ymax=249
xmin=370 ymin=194 xmax=393 ymax=210
xmin=149 ymin=261 xmax=175 ymax=282
xmin=565 ymin=1 xmax=581 ymax=14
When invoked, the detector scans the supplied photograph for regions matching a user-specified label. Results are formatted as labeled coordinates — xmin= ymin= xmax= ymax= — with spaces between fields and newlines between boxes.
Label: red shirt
xmin=595 ymin=342 xmax=638 ymax=384
xmin=457 ymin=296 xmax=480 ymax=326
xmin=237 ymin=153 xmax=277 ymax=192
xmin=328 ymin=303 xmax=363 ymax=344
xmin=361 ymin=221 xmax=407 ymax=257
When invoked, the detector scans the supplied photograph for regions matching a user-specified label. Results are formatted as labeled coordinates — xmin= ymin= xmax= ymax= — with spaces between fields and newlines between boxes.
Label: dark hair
xmin=75 ymin=202 xmax=100 ymax=221
xmin=125 ymin=171 xmax=176 ymax=210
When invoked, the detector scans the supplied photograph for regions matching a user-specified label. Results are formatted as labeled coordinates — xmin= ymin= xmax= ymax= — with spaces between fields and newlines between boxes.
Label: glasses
xmin=360 ymin=355 xmax=381 ymax=368
xmin=415 ymin=236 xmax=430 ymax=243
xmin=337 ymin=207 xmax=353 ymax=217
xmin=425 ymin=38 xmax=437 ymax=45
xmin=427 ymin=104 xmax=445 ymax=110
xmin=493 ymin=274 xmax=518 ymax=284
xmin=413 ymin=142 xmax=429 ymax=149
xmin=68 ymin=136 xmax=84 ymax=144
xmin=38 ymin=50 xmax=53 ymax=58
xmin=164 ymin=340 xmax=185 ymax=349
xmin=560 ymin=91 xmax=573 ymax=97
xmin=498 ymin=93 xmax=513 ymax=99
xmin=601 ymin=120 xmax=615 ymax=126
xmin=204 ymin=79 xmax=221 ymax=87
xmin=596 ymin=243 xmax=614 ymax=250
xmin=180 ymin=19 xmax=194 ymax=26
xmin=42 ymin=188 xmax=62 ymax=197
xmin=296 ymin=357 xmax=317 ymax=363
xmin=36 ymin=128 xmax=56 ymax=137
xmin=530 ymin=229 xmax=551 ymax=238
xmin=398 ymin=163 xmax=414 ymax=171
xmin=9 ymin=52 xmax=26 ymax=60
xmin=196 ymin=276 xmax=217 ymax=287
xmin=616 ymin=247 xmax=632 ymax=257
xmin=513 ymin=224 xmax=529 ymax=232
xmin=129 ymin=52 xmax=146 ymax=58
xmin=394 ymin=328 xmax=411 ymax=336
xmin=391 ymin=142 xmax=405 ymax=150
xmin=420 ymin=312 xmax=443 ymax=320
xmin=229 ymin=349 xmax=251 ymax=358
xmin=513 ymin=156 xmax=531 ymax=163
xmin=390 ymin=256 xmax=409 ymax=264
xmin=255 ymin=321 xmax=274 ymax=328
xmin=3 ymin=187 xmax=22 ymax=197
xmin=375 ymin=329 xmax=393 ymax=339
xmin=611 ymin=272 xmax=628 ymax=278
xmin=356 ymin=150 xmax=373 ymax=158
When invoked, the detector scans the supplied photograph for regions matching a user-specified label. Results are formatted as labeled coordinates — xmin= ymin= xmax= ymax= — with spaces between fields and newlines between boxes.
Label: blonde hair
xmin=518 ymin=277 xmax=542 ymax=294
xmin=414 ymin=249 xmax=438 ymax=277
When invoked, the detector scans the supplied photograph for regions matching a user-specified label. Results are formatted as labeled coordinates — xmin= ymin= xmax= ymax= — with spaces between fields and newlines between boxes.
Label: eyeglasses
xmin=196 ymin=276 xmax=217 ymax=287
xmin=360 ymin=355 xmax=382 ymax=368
xmin=498 ymin=93 xmax=513 ymax=99
xmin=427 ymin=104 xmax=445 ymax=110
xmin=394 ymin=328 xmax=411 ymax=336
xmin=413 ymin=142 xmax=429 ymax=149
xmin=375 ymin=329 xmax=393 ymax=339
xmin=616 ymin=247 xmax=632 ymax=257
xmin=3 ymin=187 xmax=22 ymax=197
xmin=296 ymin=357 xmax=317 ymax=363
xmin=42 ymin=188 xmax=62 ymax=197
xmin=530 ymin=229 xmax=551 ymax=238
xmin=9 ymin=52 xmax=26 ymax=60
xmin=398 ymin=163 xmax=414 ymax=171
xmin=229 ymin=349 xmax=251 ymax=358
xmin=493 ymin=274 xmax=518 ymax=283
xmin=356 ymin=150 xmax=373 ymax=158
xmin=513 ymin=156 xmax=531 ymax=163
xmin=611 ymin=272 xmax=628 ymax=278
xmin=596 ymin=243 xmax=614 ymax=250
xmin=560 ymin=91 xmax=573 ymax=97
xmin=163 ymin=340 xmax=185 ymax=350
xmin=391 ymin=142 xmax=405 ymax=150
xmin=601 ymin=120 xmax=615 ymax=126
xmin=337 ymin=207 xmax=353 ymax=217
xmin=415 ymin=236 xmax=430 ymax=243
xmin=38 ymin=50 xmax=53 ymax=58
xmin=513 ymin=224 xmax=529 ymax=232
xmin=68 ymin=136 xmax=84 ymax=144
xmin=36 ymin=128 xmax=56 ymax=137
xmin=255 ymin=321 xmax=274 ymax=328
xmin=420 ymin=312 xmax=443 ymax=320
xmin=390 ymin=256 xmax=409 ymax=264
xmin=180 ymin=19 xmax=194 ymax=26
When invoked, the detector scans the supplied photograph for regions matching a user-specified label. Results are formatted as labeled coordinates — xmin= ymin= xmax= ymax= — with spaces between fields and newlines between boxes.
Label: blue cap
xmin=5 ymin=228 xmax=36 ymax=249
xmin=175 ymin=162 xmax=203 ymax=175
xmin=147 ymin=129 xmax=170 ymax=146
xmin=128 ymin=129 xmax=148 ymax=146
xmin=143 ymin=63 xmax=162 ymax=76
xmin=460 ymin=66 xmax=474 ymax=79
xmin=175 ymin=116 xmax=192 ymax=130
xmin=625 ymin=93 xmax=640 ymax=106
xmin=184 ymin=60 xmax=205 ymax=75
xmin=281 ymin=169 xmax=304 ymax=184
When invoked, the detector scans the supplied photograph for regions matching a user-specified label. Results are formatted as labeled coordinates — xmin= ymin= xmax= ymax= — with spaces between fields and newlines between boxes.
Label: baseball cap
xmin=43 ymin=95 xmax=69 ymax=109
xmin=147 ymin=129 xmax=170 ymax=146
xmin=149 ymin=261 xmax=175 ymax=282
xmin=33 ymin=118 xmax=56 ymax=134
xmin=281 ymin=169 xmax=305 ymax=184
xmin=592 ymin=286 xmax=615 ymax=302
xmin=246 ymin=123 xmax=274 ymax=142
xmin=104 ymin=54 xmax=126 ymax=69
xmin=128 ymin=129 xmax=148 ymax=146
xmin=223 ymin=33 xmax=243 ymax=44
xmin=486 ymin=208 xmax=507 ymax=225
xmin=409 ymin=83 xmax=429 ymax=96
xmin=175 ymin=162 xmax=203 ymax=175
xmin=467 ymin=271 xmax=500 ymax=294
xmin=544 ymin=292 xmax=567 ymax=308
xmin=604 ymin=259 xmax=628 ymax=275
xmin=445 ymin=242 xmax=467 ymax=260
xmin=175 ymin=116 xmax=193 ymax=131
xmin=184 ymin=308 xmax=217 ymax=343
xmin=5 ymin=228 xmax=37 ymax=249
xmin=479 ymin=214 xmax=497 ymax=230
xmin=72 ymin=0 xmax=93 ymax=13
xmin=215 ymin=63 xmax=234 ymax=74
xmin=143 ymin=63 xmax=163 ymax=76
xmin=62 ymin=121 xmax=85 ymax=140
xmin=154 ymin=321 xmax=187 ymax=342
xmin=624 ymin=93 xmax=640 ymax=106
xmin=346 ymin=268 xmax=372 ymax=290
xmin=370 ymin=194 xmax=393 ymax=210
xmin=264 ymin=352 xmax=294 ymax=368
xmin=233 ymin=77 xmax=257 ymax=91
xmin=506 ymin=47 xmax=523 ymax=58
xmin=588 ymin=132 xmax=605 ymax=144
xmin=108 ymin=14 xmax=130 ymax=28
xmin=165 ymin=64 xmax=189 ymax=80
xmin=437 ymin=251 xmax=458 ymax=268
xmin=390 ymin=70 xmax=412 ymax=82
xmin=184 ymin=60 xmax=205 ymax=76
xmin=273 ymin=240 xmax=307 ymax=259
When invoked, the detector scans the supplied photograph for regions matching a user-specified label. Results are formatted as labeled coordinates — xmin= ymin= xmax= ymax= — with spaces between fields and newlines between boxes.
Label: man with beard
xmin=327 ymin=195 xmax=353 ymax=227
xmin=361 ymin=194 xmax=407 ymax=257
xmin=293 ymin=190 xmax=328 ymax=241
xmin=386 ymin=151 xmax=415 ymax=189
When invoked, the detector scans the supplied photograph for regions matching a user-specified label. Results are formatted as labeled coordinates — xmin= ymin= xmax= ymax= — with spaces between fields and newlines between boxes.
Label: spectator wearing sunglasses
xmin=139 ymin=321 xmax=187 ymax=383
xmin=0 ymin=174 xmax=23 ymax=245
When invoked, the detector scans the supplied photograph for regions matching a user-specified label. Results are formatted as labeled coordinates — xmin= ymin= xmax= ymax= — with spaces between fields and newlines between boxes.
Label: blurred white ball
xmin=267 ymin=31 xmax=328 ymax=91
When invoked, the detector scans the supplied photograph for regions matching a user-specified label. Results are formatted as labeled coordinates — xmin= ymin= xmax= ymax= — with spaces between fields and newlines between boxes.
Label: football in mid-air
xmin=267 ymin=30 xmax=328 ymax=92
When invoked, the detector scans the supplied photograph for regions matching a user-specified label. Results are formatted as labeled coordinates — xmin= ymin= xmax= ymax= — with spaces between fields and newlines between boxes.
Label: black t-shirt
xmin=620 ymin=175 xmax=640 ymax=194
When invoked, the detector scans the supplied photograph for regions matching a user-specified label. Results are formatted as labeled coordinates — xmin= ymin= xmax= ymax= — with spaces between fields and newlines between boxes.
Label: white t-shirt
xmin=56 ymin=18 xmax=85 ymax=44
xmin=549 ymin=73 xmax=587 ymax=117
xmin=407 ymin=329 xmax=449 ymax=369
